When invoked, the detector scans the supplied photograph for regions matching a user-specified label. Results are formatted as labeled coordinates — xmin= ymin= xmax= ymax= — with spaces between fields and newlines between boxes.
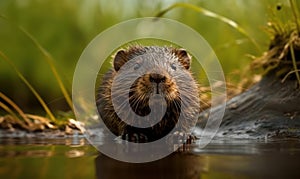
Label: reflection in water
xmin=95 ymin=140 xmax=300 ymax=179
xmin=0 ymin=136 xmax=87 ymax=146
xmin=65 ymin=149 xmax=85 ymax=158
xmin=0 ymin=138 xmax=97 ymax=179
xmin=0 ymin=149 xmax=54 ymax=158
xmin=1 ymin=138 xmax=300 ymax=178
xmin=95 ymin=151 xmax=300 ymax=179
xmin=95 ymin=152 xmax=204 ymax=179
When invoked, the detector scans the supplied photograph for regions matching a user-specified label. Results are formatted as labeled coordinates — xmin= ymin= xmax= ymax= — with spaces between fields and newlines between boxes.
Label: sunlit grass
xmin=290 ymin=37 xmax=300 ymax=86
xmin=0 ymin=97 xmax=28 ymax=130
xmin=0 ymin=50 xmax=78 ymax=131
xmin=0 ymin=92 xmax=32 ymax=126
xmin=0 ymin=14 xmax=75 ymax=130
xmin=289 ymin=0 xmax=300 ymax=86
xmin=0 ymin=14 xmax=73 ymax=111
xmin=290 ymin=0 xmax=300 ymax=33
xmin=0 ymin=91 xmax=57 ymax=131
xmin=0 ymin=51 xmax=57 ymax=123
xmin=156 ymin=2 xmax=261 ymax=52
xmin=20 ymin=27 xmax=73 ymax=111
xmin=251 ymin=0 xmax=300 ymax=87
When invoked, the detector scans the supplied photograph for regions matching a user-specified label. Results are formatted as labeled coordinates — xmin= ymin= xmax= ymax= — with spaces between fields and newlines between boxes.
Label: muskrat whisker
xmin=130 ymin=96 xmax=142 ymax=111
xmin=172 ymin=98 xmax=181 ymax=113
xmin=199 ymin=99 xmax=211 ymax=106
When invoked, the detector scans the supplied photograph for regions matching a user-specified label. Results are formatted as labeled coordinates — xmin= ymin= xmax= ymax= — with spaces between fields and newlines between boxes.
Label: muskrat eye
xmin=133 ymin=63 xmax=141 ymax=70
xmin=170 ymin=63 xmax=177 ymax=71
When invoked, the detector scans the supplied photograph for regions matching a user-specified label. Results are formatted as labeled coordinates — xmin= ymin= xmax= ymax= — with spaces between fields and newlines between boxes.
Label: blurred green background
xmin=0 ymin=0 xmax=294 ymax=113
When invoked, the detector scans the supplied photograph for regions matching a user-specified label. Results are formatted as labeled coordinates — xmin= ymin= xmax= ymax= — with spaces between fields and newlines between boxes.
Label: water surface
xmin=0 ymin=137 xmax=300 ymax=178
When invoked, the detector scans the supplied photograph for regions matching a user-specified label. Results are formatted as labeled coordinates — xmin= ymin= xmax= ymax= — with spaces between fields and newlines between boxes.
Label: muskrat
xmin=96 ymin=46 xmax=200 ymax=143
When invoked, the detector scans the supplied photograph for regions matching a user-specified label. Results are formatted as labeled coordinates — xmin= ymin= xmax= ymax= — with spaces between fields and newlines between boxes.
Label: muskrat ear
xmin=174 ymin=49 xmax=191 ymax=70
xmin=113 ymin=50 xmax=127 ymax=71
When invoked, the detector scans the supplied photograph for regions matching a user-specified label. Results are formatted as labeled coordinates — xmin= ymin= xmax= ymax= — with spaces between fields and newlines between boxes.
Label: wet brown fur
xmin=96 ymin=46 xmax=199 ymax=142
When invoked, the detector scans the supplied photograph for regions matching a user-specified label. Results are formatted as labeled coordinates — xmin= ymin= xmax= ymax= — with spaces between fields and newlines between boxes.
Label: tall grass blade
xmin=0 ymin=102 xmax=22 ymax=123
xmin=290 ymin=42 xmax=300 ymax=86
xmin=0 ymin=92 xmax=32 ymax=126
xmin=0 ymin=14 xmax=73 ymax=111
xmin=0 ymin=51 xmax=57 ymax=122
xmin=20 ymin=28 xmax=73 ymax=111
xmin=0 ymin=102 xmax=29 ymax=129
xmin=290 ymin=0 xmax=300 ymax=33
xmin=156 ymin=2 xmax=261 ymax=52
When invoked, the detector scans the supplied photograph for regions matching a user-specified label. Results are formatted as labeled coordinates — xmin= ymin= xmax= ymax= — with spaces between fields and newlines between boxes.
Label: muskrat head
xmin=112 ymin=46 xmax=193 ymax=117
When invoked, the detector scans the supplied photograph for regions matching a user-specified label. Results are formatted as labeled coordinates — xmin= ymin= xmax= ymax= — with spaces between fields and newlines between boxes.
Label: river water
xmin=0 ymin=137 xmax=300 ymax=178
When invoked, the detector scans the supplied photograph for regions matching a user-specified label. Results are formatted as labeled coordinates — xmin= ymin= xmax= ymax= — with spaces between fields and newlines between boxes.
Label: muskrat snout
xmin=149 ymin=73 xmax=166 ymax=94
xmin=149 ymin=73 xmax=166 ymax=84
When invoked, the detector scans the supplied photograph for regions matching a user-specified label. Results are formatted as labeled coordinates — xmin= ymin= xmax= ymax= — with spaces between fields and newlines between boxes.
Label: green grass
xmin=0 ymin=51 xmax=57 ymax=123
xmin=0 ymin=14 xmax=73 ymax=110
xmin=250 ymin=0 xmax=300 ymax=87
xmin=156 ymin=2 xmax=261 ymax=52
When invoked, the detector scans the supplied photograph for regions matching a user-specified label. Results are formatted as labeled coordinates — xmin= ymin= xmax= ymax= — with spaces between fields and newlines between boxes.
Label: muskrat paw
xmin=121 ymin=132 xmax=148 ymax=143
xmin=167 ymin=131 xmax=197 ymax=144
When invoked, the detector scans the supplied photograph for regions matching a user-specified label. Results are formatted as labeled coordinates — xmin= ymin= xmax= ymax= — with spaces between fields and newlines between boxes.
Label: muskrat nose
xmin=149 ymin=73 xmax=166 ymax=84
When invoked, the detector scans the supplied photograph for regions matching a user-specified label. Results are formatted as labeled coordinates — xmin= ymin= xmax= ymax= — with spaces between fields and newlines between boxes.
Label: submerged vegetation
xmin=0 ymin=0 xmax=299 ymax=133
